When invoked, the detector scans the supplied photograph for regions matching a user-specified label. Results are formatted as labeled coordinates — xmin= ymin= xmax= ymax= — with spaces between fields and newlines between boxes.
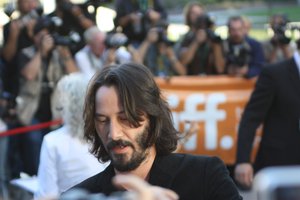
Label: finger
xmin=152 ymin=186 xmax=179 ymax=200
xmin=113 ymin=174 xmax=149 ymax=192
xmin=245 ymin=170 xmax=253 ymax=187
xmin=113 ymin=174 xmax=153 ymax=200
xmin=235 ymin=170 xmax=246 ymax=186
xmin=235 ymin=170 xmax=251 ymax=188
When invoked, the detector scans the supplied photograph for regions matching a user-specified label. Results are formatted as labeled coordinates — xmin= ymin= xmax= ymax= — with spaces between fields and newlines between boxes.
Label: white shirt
xmin=75 ymin=46 xmax=106 ymax=79
xmin=35 ymin=125 xmax=109 ymax=199
xmin=75 ymin=46 xmax=132 ymax=80
xmin=293 ymin=50 xmax=300 ymax=77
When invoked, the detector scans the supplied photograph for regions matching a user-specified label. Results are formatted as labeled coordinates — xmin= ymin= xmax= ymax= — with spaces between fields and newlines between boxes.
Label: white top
xmin=75 ymin=46 xmax=132 ymax=79
xmin=293 ymin=51 xmax=300 ymax=76
xmin=75 ymin=46 xmax=106 ymax=79
xmin=35 ymin=125 xmax=109 ymax=199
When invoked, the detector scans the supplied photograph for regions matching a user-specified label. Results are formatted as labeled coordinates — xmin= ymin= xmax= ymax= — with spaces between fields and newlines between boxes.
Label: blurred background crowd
xmin=0 ymin=0 xmax=299 ymax=199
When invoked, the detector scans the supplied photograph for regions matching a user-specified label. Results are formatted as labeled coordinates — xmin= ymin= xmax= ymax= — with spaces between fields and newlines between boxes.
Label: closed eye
xmin=95 ymin=116 xmax=109 ymax=124
xmin=119 ymin=116 xmax=134 ymax=127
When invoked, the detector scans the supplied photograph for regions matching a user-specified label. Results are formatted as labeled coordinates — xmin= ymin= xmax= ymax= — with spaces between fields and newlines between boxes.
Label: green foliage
xmin=243 ymin=5 xmax=300 ymax=22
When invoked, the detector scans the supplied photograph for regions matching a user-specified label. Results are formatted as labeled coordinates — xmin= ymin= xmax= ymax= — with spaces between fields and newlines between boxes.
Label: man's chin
xmin=111 ymin=153 xmax=146 ymax=172
xmin=113 ymin=160 xmax=140 ymax=172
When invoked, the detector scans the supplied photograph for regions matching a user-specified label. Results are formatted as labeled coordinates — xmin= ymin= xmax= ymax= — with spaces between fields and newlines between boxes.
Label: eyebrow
xmin=95 ymin=110 xmax=125 ymax=117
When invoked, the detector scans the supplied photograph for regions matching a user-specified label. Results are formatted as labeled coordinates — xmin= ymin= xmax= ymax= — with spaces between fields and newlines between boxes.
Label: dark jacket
xmin=72 ymin=153 xmax=242 ymax=200
xmin=236 ymin=57 xmax=300 ymax=171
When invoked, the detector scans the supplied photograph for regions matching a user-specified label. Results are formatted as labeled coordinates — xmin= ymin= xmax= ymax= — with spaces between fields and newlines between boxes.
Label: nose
xmin=108 ymin=120 xmax=122 ymax=140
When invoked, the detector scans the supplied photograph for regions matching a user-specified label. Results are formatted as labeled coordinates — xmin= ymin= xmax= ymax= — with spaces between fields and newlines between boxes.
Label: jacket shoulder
xmin=262 ymin=58 xmax=294 ymax=74
xmin=70 ymin=171 xmax=103 ymax=193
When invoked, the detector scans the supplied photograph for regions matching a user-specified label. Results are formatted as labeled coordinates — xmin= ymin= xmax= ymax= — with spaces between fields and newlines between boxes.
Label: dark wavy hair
xmin=84 ymin=62 xmax=179 ymax=162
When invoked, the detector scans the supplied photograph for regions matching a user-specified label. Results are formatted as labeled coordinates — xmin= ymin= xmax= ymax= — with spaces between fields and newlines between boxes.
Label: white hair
xmin=83 ymin=25 xmax=106 ymax=43
xmin=53 ymin=73 xmax=89 ymax=139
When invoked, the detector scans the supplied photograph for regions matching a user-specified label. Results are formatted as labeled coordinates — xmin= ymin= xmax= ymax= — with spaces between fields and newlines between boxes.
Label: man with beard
xmin=71 ymin=62 xmax=242 ymax=200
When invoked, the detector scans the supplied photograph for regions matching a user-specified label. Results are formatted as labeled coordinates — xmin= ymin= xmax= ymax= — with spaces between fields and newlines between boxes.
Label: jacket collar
xmin=100 ymin=154 xmax=184 ymax=192
xmin=148 ymin=154 xmax=184 ymax=188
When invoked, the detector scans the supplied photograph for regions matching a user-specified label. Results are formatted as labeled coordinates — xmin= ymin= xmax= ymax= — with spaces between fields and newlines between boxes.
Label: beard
xmin=106 ymin=126 xmax=150 ymax=172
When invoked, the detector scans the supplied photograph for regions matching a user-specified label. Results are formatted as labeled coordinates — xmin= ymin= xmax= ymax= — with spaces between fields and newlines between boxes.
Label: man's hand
xmin=9 ymin=20 xmax=22 ymax=38
xmin=195 ymin=29 xmax=207 ymax=44
xmin=146 ymin=28 xmax=159 ymax=43
xmin=234 ymin=163 xmax=253 ymax=188
xmin=25 ymin=18 xmax=37 ymax=39
xmin=113 ymin=174 xmax=179 ymax=200
xmin=40 ymin=34 xmax=54 ymax=57
xmin=147 ymin=9 xmax=161 ymax=22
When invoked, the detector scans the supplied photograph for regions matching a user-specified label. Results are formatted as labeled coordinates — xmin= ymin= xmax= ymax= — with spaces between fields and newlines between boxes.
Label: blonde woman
xmin=35 ymin=73 xmax=109 ymax=199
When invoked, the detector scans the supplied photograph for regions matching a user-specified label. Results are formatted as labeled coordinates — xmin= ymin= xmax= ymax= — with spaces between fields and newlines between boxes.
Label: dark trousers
xmin=9 ymin=118 xmax=50 ymax=177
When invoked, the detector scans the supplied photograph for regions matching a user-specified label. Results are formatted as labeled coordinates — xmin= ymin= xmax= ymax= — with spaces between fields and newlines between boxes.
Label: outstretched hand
xmin=113 ymin=174 xmax=179 ymax=200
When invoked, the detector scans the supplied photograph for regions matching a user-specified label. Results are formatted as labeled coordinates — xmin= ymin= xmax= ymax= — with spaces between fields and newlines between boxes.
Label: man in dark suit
xmin=70 ymin=63 xmax=242 ymax=199
xmin=234 ymin=40 xmax=300 ymax=188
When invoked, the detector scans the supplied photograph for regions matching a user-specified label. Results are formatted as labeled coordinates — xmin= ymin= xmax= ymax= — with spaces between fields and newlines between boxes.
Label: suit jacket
xmin=236 ymin=57 xmax=300 ymax=171
xmin=72 ymin=154 xmax=242 ymax=200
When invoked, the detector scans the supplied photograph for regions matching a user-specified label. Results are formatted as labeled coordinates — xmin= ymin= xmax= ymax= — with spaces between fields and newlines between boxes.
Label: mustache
xmin=107 ymin=140 xmax=133 ymax=150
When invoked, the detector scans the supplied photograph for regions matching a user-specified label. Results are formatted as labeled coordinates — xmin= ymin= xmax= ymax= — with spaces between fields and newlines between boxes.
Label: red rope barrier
xmin=0 ymin=119 xmax=63 ymax=137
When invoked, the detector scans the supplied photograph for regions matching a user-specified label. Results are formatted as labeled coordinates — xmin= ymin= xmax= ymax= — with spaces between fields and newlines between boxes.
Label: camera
xmin=253 ymin=166 xmax=300 ymax=200
xmin=0 ymin=91 xmax=18 ymax=124
xmin=193 ymin=15 xmax=222 ymax=43
xmin=270 ymin=15 xmax=291 ymax=46
xmin=156 ymin=27 xmax=174 ymax=46
xmin=271 ymin=23 xmax=291 ymax=45
xmin=4 ymin=4 xmax=43 ymax=28
xmin=20 ymin=7 xmax=43 ymax=27
xmin=225 ymin=42 xmax=251 ymax=67
xmin=34 ymin=16 xmax=81 ymax=48
xmin=105 ymin=33 xmax=129 ymax=49
xmin=52 ymin=32 xmax=81 ymax=47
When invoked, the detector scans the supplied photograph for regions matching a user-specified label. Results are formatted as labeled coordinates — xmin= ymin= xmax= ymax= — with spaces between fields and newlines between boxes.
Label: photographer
xmin=15 ymin=17 xmax=78 ymax=176
xmin=178 ymin=2 xmax=225 ymax=75
xmin=75 ymin=26 xmax=133 ymax=79
xmin=114 ymin=0 xmax=167 ymax=47
xmin=223 ymin=16 xmax=265 ymax=78
xmin=263 ymin=14 xmax=295 ymax=64
xmin=137 ymin=23 xmax=186 ymax=77
xmin=48 ymin=0 xmax=95 ymax=54
xmin=2 ymin=0 xmax=41 ymax=97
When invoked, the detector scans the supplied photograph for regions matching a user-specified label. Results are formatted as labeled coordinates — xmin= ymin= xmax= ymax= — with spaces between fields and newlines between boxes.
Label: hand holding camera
xmin=193 ymin=15 xmax=222 ymax=44
xmin=147 ymin=9 xmax=161 ymax=23
xmin=9 ymin=20 xmax=23 ymax=38
xmin=40 ymin=34 xmax=55 ymax=57
xmin=195 ymin=29 xmax=207 ymax=44
xmin=146 ymin=28 xmax=159 ymax=43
